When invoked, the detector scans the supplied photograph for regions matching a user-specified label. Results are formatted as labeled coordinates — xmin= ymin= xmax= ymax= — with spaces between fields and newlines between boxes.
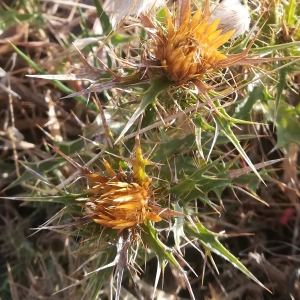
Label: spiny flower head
xmin=83 ymin=140 xmax=163 ymax=231
xmin=146 ymin=3 xmax=235 ymax=84
xmin=84 ymin=161 xmax=161 ymax=230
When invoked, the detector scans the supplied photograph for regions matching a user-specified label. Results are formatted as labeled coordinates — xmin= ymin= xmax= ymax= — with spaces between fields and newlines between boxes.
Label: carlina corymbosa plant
xmin=48 ymin=128 xmax=186 ymax=299
xmin=4 ymin=0 xmax=300 ymax=299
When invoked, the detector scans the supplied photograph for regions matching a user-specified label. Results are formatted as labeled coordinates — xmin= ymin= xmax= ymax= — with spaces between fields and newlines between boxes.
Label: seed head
xmin=210 ymin=0 xmax=251 ymax=40
xmin=108 ymin=0 xmax=165 ymax=26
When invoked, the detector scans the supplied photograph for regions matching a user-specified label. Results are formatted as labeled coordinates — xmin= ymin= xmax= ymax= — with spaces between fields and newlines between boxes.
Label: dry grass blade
xmin=228 ymin=158 xmax=284 ymax=178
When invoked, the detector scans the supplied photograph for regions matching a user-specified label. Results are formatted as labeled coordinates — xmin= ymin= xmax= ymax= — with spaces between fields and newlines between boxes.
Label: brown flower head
xmin=80 ymin=136 xmax=182 ymax=231
xmin=145 ymin=2 xmax=235 ymax=84
xmin=51 ymin=138 xmax=181 ymax=232
xmin=84 ymin=159 xmax=161 ymax=230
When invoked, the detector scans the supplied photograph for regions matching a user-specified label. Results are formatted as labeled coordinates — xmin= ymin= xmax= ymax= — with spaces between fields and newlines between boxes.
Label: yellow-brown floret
xmin=84 ymin=160 xmax=162 ymax=230
xmin=147 ymin=6 xmax=235 ymax=84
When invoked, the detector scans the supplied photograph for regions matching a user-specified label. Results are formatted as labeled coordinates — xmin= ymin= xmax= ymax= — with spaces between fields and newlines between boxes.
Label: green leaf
xmin=215 ymin=114 xmax=263 ymax=182
xmin=115 ymin=77 xmax=172 ymax=143
xmin=285 ymin=0 xmax=297 ymax=26
xmin=0 ymin=194 xmax=81 ymax=204
xmin=141 ymin=221 xmax=195 ymax=300
xmin=249 ymin=41 xmax=300 ymax=56
xmin=234 ymin=85 xmax=265 ymax=120
xmin=88 ymin=248 xmax=117 ymax=300
xmin=0 ymin=2 xmax=43 ymax=31
xmin=141 ymin=221 xmax=181 ymax=267
xmin=151 ymin=134 xmax=195 ymax=164
xmin=93 ymin=0 xmax=111 ymax=35
xmin=275 ymin=63 xmax=288 ymax=119
xmin=185 ymin=223 xmax=270 ymax=292
xmin=263 ymin=101 xmax=300 ymax=149
xmin=111 ymin=34 xmax=137 ymax=46
xmin=275 ymin=104 xmax=300 ymax=149
xmin=55 ymin=138 xmax=86 ymax=155
xmin=168 ymin=158 xmax=231 ymax=211
xmin=172 ymin=202 xmax=186 ymax=252
xmin=9 ymin=43 xmax=95 ymax=109
xmin=233 ymin=173 xmax=261 ymax=193
xmin=2 ymin=158 xmax=65 ymax=191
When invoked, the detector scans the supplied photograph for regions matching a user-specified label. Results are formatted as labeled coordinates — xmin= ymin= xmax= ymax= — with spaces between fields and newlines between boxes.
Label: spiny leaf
xmin=185 ymin=223 xmax=270 ymax=293
xmin=228 ymin=158 xmax=284 ymax=179
xmin=141 ymin=221 xmax=196 ymax=300
xmin=275 ymin=63 xmax=287 ymax=121
xmin=263 ymin=101 xmax=300 ymax=150
xmin=215 ymin=113 xmax=264 ymax=183
xmin=9 ymin=42 xmax=95 ymax=108
xmin=249 ymin=41 xmax=300 ymax=55
xmin=234 ymin=85 xmax=266 ymax=120
xmin=84 ymin=248 xmax=117 ymax=300
xmin=0 ymin=195 xmax=81 ymax=204
xmin=115 ymin=77 xmax=172 ymax=144
xmin=2 ymin=158 xmax=65 ymax=192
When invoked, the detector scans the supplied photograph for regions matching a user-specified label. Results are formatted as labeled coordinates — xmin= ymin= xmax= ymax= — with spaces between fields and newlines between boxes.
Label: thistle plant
xmin=2 ymin=0 xmax=300 ymax=299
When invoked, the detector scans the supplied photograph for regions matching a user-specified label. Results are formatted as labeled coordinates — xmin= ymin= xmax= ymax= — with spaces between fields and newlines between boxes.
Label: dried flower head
xmin=84 ymin=159 xmax=162 ymax=230
xmin=73 ymin=137 xmax=180 ymax=231
xmin=51 ymin=134 xmax=181 ymax=233
xmin=146 ymin=3 xmax=235 ymax=84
